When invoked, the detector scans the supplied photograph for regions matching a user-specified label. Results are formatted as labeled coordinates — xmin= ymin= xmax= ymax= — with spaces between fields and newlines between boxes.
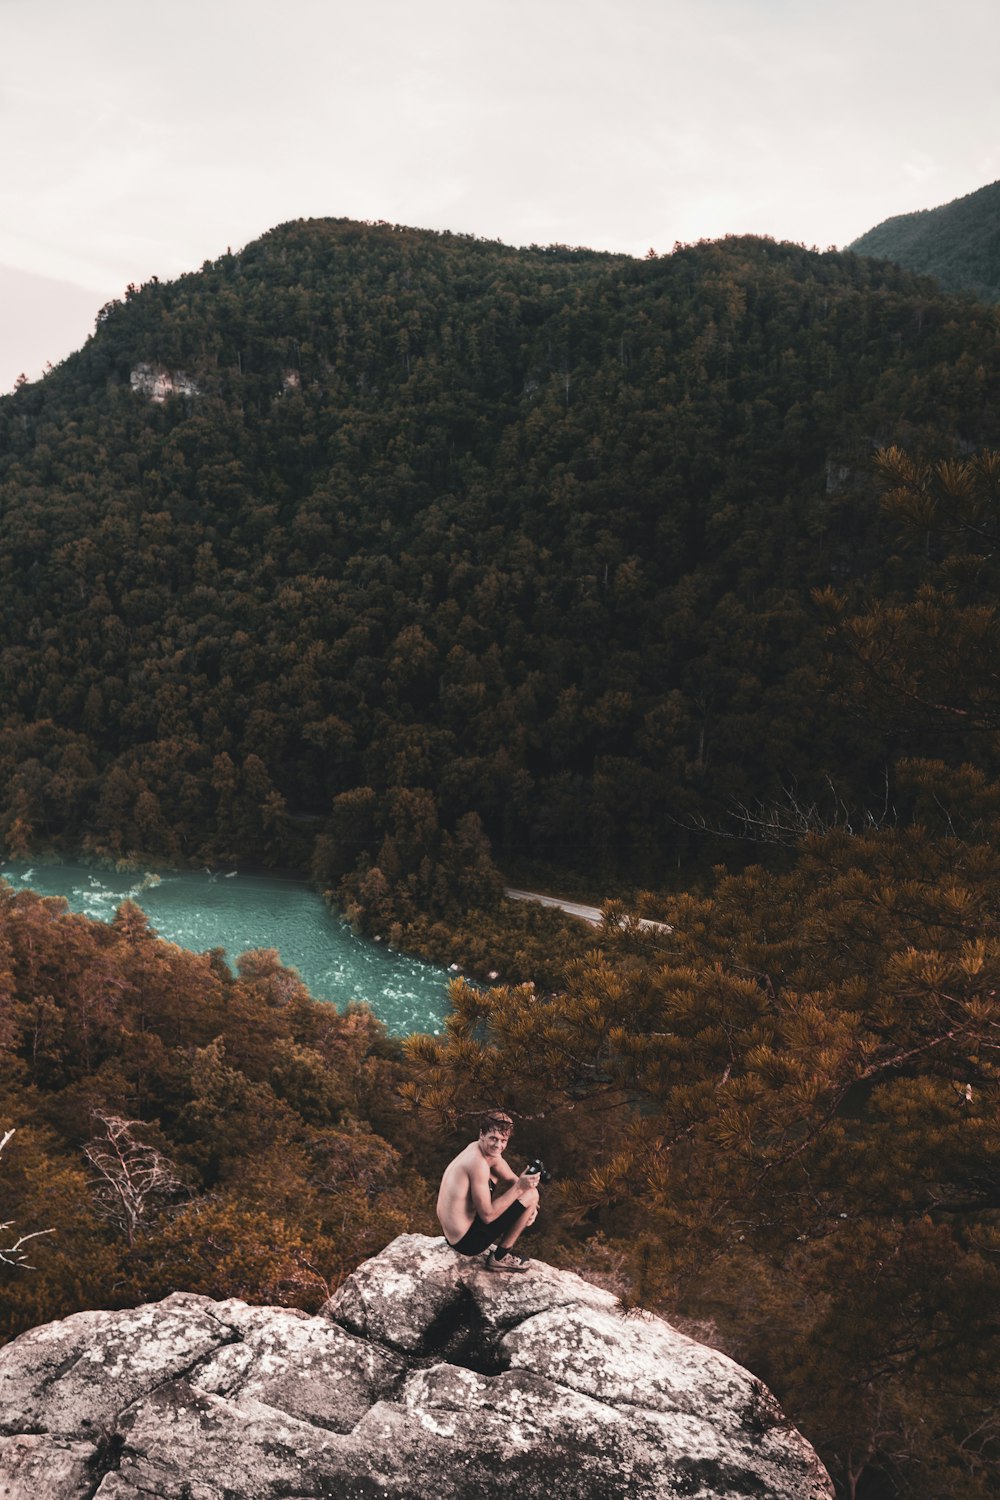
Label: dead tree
xmin=83 ymin=1113 xmax=183 ymax=1247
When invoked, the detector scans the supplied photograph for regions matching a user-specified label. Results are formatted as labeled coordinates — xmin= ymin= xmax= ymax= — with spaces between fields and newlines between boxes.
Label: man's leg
xmin=489 ymin=1187 xmax=539 ymax=1269
xmin=496 ymin=1189 xmax=538 ymax=1250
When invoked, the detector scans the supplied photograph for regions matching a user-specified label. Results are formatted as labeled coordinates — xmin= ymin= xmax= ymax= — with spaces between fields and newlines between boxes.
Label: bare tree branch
xmin=1 ymin=1127 xmax=55 ymax=1269
xmin=83 ymin=1113 xmax=184 ymax=1247
xmin=680 ymin=774 xmax=896 ymax=848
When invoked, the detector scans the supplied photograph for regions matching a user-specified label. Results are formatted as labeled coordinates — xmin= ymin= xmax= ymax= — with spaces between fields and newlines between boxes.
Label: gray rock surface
xmin=129 ymin=362 xmax=200 ymax=402
xmin=0 ymin=1233 xmax=833 ymax=1499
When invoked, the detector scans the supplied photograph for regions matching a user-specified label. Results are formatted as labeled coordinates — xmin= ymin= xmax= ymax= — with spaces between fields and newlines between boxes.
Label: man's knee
xmin=522 ymin=1186 xmax=539 ymax=1211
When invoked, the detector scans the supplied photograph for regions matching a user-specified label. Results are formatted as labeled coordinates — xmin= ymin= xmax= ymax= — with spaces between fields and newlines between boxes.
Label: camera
xmin=524 ymin=1158 xmax=551 ymax=1183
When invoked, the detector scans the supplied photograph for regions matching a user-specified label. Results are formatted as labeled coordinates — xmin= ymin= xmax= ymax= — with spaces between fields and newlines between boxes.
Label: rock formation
xmin=0 ymin=1233 xmax=833 ymax=1498
xmin=129 ymin=363 xmax=200 ymax=402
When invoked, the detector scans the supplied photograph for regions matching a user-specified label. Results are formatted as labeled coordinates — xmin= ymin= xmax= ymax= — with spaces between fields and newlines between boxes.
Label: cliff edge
xmin=0 ymin=1233 xmax=833 ymax=1499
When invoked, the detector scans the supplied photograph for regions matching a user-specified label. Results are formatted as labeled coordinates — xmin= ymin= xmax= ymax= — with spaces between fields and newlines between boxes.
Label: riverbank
xmin=1 ymin=860 xmax=451 ymax=1037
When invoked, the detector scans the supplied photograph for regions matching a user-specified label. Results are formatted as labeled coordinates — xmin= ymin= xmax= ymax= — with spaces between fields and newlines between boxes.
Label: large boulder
xmin=0 ymin=1233 xmax=833 ymax=1498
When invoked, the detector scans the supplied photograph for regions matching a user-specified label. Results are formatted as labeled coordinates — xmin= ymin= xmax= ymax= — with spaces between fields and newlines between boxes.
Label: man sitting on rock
xmin=436 ymin=1110 xmax=541 ymax=1272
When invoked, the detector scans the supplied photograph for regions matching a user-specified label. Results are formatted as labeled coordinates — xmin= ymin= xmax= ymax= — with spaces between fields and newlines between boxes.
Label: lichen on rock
xmin=0 ymin=1233 xmax=833 ymax=1498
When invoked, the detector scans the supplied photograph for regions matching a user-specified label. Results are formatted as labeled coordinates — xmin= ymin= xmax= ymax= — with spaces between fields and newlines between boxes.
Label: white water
xmin=2 ymin=861 xmax=450 ymax=1037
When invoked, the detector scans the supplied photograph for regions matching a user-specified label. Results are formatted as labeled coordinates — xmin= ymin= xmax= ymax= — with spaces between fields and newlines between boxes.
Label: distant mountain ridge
xmin=0 ymin=263 xmax=103 ymax=393
xmin=849 ymin=178 xmax=1000 ymax=302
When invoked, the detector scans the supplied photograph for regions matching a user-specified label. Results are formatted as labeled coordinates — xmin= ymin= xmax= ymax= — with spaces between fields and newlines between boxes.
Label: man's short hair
xmin=478 ymin=1111 xmax=514 ymax=1137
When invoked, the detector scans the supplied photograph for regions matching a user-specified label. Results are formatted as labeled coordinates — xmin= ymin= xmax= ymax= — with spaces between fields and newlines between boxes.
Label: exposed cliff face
xmin=129 ymin=361 xmax=200 ymax=401
xmin=0 ymin=1233 xmax=833 ymax=1499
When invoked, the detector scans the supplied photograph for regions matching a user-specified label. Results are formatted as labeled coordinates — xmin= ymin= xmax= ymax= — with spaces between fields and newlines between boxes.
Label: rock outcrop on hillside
xmin=0 ymin=1233 xmax=833 ymax=1499
xmin=129 ymin=362 xmax=200 ymax=401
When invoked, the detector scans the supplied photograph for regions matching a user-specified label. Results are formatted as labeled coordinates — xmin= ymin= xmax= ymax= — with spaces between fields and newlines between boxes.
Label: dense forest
xmin=850 ymin=178 xmax=1000 ymax=304
xmin=3 ymin=220 xmax=1000 ymax=1497
xmin=3 ymin=219 xmax=1000 ymax=929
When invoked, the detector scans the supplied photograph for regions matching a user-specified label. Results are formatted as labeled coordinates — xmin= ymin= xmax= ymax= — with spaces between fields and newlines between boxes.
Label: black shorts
xmin=447 ymin=1199 xmax=527 ymax=1255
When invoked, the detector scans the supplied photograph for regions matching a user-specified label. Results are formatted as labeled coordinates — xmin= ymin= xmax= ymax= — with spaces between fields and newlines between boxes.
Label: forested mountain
xmin=849 ymin=179 xmax=1000 ymax=303
xmin=4 ymin=219 xmax=1000 ymax=1498
xmin=3 ymin=217 xmax=1000 ymax=927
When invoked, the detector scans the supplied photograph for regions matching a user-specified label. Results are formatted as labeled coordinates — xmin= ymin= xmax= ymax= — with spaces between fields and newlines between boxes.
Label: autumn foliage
xmin=0 ymin=887 xmax=431 ymax=1341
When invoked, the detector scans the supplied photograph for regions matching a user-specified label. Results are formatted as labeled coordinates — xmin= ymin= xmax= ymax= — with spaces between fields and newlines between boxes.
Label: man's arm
xmin=491 ymin=1154 xmax=519 ymax=1189
xmin=468 ymin=1153 xmax=534 ymax=1224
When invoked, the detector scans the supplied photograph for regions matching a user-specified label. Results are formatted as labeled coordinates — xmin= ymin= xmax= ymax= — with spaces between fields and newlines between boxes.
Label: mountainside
xmin=2 ymin=219 xmax=1000 ymax=911
xmin=849 ymin=179 xmax=1000 ymax=302
xmin=4 ymin=227 xmax=1000 ymax=1498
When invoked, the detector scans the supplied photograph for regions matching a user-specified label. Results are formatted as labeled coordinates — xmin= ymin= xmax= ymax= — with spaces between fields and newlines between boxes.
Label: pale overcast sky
xmin=2 ymin=0 xmax=998 ymax=393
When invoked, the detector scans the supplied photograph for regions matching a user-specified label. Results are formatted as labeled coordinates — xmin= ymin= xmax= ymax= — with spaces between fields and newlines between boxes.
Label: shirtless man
xmin=436 ymin=1111 xmax=541 ymax=1272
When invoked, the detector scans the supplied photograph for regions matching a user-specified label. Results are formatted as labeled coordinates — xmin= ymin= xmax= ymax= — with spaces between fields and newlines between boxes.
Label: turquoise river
xmin=1 ymin=861 xmax=450 ymax=1036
